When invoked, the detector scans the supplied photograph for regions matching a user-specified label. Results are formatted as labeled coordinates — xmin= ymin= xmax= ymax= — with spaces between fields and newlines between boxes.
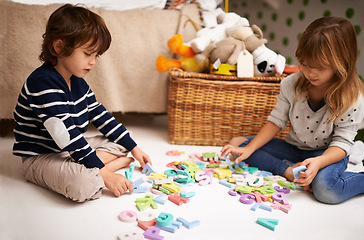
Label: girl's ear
xmin=52 ymin=39 xmax=63 ymax=54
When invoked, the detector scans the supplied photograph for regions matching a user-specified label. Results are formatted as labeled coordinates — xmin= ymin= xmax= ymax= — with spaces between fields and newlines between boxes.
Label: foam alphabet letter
xmin=271 ymin=192 xmax=289 ymax=205
xmin=143 ymin=227 xmax=164 ymax=240
xmin=240 ymin=193 xmax=256 ymax=204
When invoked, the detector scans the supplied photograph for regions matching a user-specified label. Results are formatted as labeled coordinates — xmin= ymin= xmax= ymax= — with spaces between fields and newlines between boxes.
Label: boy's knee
xmin=64 ymin=172 xmax=104 ymax=202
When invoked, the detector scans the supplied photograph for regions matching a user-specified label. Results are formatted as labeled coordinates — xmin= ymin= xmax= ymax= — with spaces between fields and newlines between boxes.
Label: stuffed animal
xmin=194 ymin=37 xmax=245 ymax=66
xmin=156 ymin=34 xmax=209 ymax=73
xmin=196 ymin=0 xmax=225 ymax=28
xmin=167 ymin=34 xmax=195 ymax=58
xmin=251 ymin=44 xmax=286 ymax=76
xmin=229 ymin=24 xmax=286 ymax=76
xmin=228 ymin=24 xmax=267 ymax=52
xmin=188 ymin=12 xmax=249 ymax=54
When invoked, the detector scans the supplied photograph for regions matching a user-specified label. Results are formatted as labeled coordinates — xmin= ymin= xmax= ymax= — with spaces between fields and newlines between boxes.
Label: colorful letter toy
xmin=132 ymin=177 xmax=148 ymax=193
xmin=219 ymin=179 xmax=234 ymax=188
xmin=251 ymin=203 xmax=261 ymax=211
xmin=271 ymin=201 xmax=292 ymax=213
xmin=180 ymin=191 xmax=196 ymax=198
xmin=271 ymin=192 xmax=289 ymax=205
xmin=154 ymin=194 xmax=167 ymax=205
xmin=143 ymin=227 xmax=164 ymax=240
xmin=168 ymin=193 xmax=190 ymax=206
xmin=157 ymin=224 xmax=178 ymax=233
xmin=136 ymin=194 xmax=158 ymax=211
xmin=274 ymin=185 xmax=291 ymax=194
xmin=292 ymin=165 xmax=307 ymax=179
xmin=124 ymin=166 xmax=135 ymax=181
xmin=119 ymin=210 xmax=138 ymax=223
xmin=157 ymin=212 xmax=174 ymax=227
xmin=246 ymin=176 xmax=264 ymax=187
xmin=132 ymin=178 xmax=145 ymax=188
xmin=235 ymin=185 xmax=252 ymax=194
xmin=251 ymin=191 xmax=269 ymax=203
xmin=154 ymin=177 xmax=173 ymax=185
xmin=166 ymin=150 xmax=183 ymax=156
xmin=194 ymin=171 xmax=211 ymax=185
xmin=257 ymin=218 xmax=279 ymax=231
xmin=224 ymin=156 xmax=234 ymax=171
xmin=229 ymin=188 xmax=238 ymax=196
xmin=246 ymin=167 xmax=259 ymax=174
xmin=176 ymin=217 xmax=201 ymax=229
xmin=138 ymin=218 xmax=157 ymax=230
xmin=142 ymin=163 xmax=156 ymax=176
xmin=240 ymin=193 xmax=255 ymax=204
xmin=258 ymin=203 xmax=273 ymax=212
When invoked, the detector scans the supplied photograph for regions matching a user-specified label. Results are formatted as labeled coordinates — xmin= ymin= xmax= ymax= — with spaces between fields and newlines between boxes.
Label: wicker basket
xmin=167 ymin=69 xmax=290 ymax=146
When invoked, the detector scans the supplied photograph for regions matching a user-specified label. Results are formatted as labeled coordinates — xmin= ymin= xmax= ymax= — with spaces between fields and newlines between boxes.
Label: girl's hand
xmin=293 ymin=157 xmax=320 ymax=187
xmin=131 ymin=146 xmax=151 ymax=169
xmin=220 ymin=144 xmax=254 ymax=163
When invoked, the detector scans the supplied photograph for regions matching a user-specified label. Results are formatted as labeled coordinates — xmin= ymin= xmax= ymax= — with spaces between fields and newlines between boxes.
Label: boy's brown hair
xmin=39 ymin=4 xmax=111 ymax=65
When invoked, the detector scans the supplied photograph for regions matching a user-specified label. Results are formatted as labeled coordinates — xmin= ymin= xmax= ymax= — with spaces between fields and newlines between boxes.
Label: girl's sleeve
xmin=86 ymin=89 xmax=137 ymax=151
xmin=26 ymin=77 xmax=105 ymax=168
xmin=267 ymin=75 xmax=295 ymax=130
xmin=330 ymin=95 xmax=364 ymax=155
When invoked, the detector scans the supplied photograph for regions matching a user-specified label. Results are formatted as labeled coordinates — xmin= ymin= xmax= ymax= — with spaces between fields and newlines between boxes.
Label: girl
xmin=13 ymin=4 xmax=151 ymax=202
xmin=221 ymin=17 xmax=364 ymax=204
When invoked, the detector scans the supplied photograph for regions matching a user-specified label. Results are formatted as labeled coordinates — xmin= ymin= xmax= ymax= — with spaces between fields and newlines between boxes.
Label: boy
xmin=13 ymin=4 xmax=151 ymax=202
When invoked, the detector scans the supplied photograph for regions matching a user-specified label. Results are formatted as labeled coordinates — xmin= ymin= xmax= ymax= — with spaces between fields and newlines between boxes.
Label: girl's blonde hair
xmin=295 ymin=16 xmax=364 ymax=122
xmin=40 ymin=4 xmax=111 ymax=65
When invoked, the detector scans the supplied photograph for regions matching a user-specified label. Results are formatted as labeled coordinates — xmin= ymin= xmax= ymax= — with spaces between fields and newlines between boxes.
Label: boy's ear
xmin=52 ymin=39 xmax=63 ymax=54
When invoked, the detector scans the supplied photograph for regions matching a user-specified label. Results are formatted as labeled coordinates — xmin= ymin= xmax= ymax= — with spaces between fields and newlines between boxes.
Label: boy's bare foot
xmin=105 ymin=157 xmax=134 ymax=172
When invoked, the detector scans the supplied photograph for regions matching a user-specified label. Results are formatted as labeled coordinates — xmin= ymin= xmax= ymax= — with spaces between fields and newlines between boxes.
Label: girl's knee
xmin=311 ymin=178 xmax=342 ymax=204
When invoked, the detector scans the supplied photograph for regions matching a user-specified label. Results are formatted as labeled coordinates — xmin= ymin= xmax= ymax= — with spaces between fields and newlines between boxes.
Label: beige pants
xmin=22 ymin=135 xmax=128 ymax=202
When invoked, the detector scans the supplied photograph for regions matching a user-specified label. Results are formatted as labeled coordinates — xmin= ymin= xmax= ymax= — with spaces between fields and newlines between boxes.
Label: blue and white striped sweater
xmin=13 ymin=63 xmax=136 ymax=168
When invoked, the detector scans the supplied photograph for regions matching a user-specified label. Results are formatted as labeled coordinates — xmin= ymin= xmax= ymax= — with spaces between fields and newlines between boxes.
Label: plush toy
xmin=251 ymin=44 xmax=286 ymax=76
xmin=196 ymin=0 xmax=225 ymax=28
xmin=229 ymin=24 xmax=286 ymax=76
xmin=167 ymin=33 xmax=195 ymax=58
xmin=284 ymin=65 xmax=300 ymax=74
xmin=229 ymin=24 xmax=267 ymax=52
xmin=156 ymin=55 xmax=181 ymax=72
xmin=188 ymin=12 xmax=249 ymax=54
xmin=156 ymin=34 xmax=209 ymax=73
xmin=194 ymin=37 xmax=245 ymax=66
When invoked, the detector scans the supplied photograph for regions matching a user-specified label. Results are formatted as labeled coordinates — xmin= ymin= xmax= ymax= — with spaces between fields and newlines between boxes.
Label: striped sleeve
xmin=14 ymin=73 xmax=104 ymax=169
xmin=86 ymin=89 xmax=137 ymax=151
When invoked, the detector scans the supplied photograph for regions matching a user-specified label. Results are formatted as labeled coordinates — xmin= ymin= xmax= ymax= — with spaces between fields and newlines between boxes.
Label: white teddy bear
xmin=189 ymin=12 xmax=250 ymax=54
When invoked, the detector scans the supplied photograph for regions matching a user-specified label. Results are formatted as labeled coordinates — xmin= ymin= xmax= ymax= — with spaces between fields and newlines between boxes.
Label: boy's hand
xmin=98 ymin=167 xmax=133 ymax=197
xmin=131 ymin=146 xmax=151 ymax=168
xmin=220 ymin=145 xmax=254 ymax=163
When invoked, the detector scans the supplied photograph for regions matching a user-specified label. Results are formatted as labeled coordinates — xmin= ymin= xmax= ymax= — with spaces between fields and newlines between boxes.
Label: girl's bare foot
xmin=303 ymin=185 xmax=313 ymax=192
xmin=229 ymin=136 xmax=248 ymax=147
xmin=284 ymin=163 xmax=302 ymax=182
